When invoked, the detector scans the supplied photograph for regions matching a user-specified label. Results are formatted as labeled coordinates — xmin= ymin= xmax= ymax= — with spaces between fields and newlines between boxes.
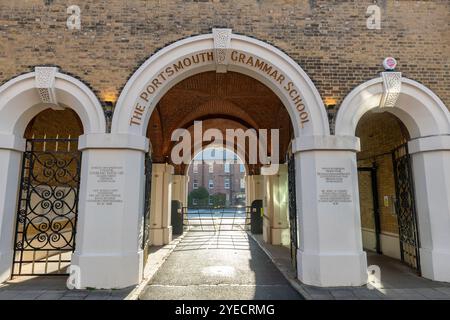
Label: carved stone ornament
xmin=35 ymin=66 xmax=63 ymax=109
xmin=213 ymin=28 xmax=232 ymax=73
xmin=380 ymin=72 xmax=402 ymax=109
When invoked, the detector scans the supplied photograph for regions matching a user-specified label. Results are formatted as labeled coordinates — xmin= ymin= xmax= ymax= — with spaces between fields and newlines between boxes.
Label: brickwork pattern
xmin=0 ymin=0 xmax=448 ymax=120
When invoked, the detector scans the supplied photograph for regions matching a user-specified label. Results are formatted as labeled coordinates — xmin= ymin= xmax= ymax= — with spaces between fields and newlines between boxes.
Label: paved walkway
xmin=0 ymin=276 xmax=133 ymax=300
xmin=139 ymin=230 xmax=303 ymax=300
xmin=250 ymin=234 xmax=450 ymax=300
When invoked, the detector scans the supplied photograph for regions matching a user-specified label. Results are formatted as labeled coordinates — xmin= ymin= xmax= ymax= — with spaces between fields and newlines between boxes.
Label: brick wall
xmin=0 ymin=0 xmax=448 ymax=118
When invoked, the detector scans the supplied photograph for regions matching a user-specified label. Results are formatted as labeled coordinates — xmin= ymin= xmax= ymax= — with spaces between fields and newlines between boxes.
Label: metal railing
xmin=182 ymin=206 xmax=251 ymax=232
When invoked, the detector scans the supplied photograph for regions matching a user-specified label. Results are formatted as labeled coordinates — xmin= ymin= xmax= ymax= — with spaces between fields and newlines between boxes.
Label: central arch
xmin=111 ymin=29 xmax=329 ymax=138
xmin=104 ymin=29 xmax=376 ymax=290
xmin=77 ymin=30 xmax=370 ymax=290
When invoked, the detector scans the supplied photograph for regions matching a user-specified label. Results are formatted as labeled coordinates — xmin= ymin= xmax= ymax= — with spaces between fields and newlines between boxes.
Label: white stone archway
xmin=75 ymin=29 xmax=369 ymax=289
xmin=335 ymin=73 xmax=450 ymax=282
xmin=0 ymin=67 xmax=106 ymax=283
xmin=111 ymin=29 xmax=330 ymax=138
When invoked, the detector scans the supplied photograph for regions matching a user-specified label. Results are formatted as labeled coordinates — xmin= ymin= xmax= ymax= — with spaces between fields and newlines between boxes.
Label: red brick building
xmin=187 ymin=149 xmax=245 ymax=206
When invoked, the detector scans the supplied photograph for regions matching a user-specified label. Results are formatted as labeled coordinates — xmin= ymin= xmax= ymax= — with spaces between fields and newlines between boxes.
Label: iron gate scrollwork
xmin=12 ymin=138 xmax=81 ymax=276
xmin=287 ymin=153 xmax=298 ymax=271
xmin=392 ymin=144 xmax=421 ymax=273
xmin=142 ymin=153 xmax=152 ymax=261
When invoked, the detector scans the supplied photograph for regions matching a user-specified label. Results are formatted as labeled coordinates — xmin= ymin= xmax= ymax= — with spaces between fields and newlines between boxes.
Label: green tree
xmin=188 ymin=187 xmax=209 ymax=207
xmin=210 ymin=193 xmax=226 ymax=207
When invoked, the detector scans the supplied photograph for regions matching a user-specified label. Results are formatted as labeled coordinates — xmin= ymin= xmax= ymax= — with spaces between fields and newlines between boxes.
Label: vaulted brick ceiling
xmin=147 ymin=71 xmax=293 ymax=172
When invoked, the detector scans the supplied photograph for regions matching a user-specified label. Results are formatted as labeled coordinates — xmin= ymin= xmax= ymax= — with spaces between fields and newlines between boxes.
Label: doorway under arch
xmin=356 ymin=110 xmax=422 ymax=273
xmin=12 ymin=108 xmax=84 ymax=276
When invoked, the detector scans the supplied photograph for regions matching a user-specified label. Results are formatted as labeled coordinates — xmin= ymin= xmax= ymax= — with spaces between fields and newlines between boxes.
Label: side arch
xmin=0 ymin=69 xmax=106 ymax=138
xmin=335 ymin=75 xmax=450 ymax=283
xmin=335 ymin=76 xmax=450 ymax=138
xmin=0 ymin=67 xmax=105 ymax=283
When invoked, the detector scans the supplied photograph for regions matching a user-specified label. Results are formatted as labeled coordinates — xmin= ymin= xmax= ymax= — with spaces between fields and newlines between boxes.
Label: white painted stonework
xmin=111 ymin=30 xmax=330 ymax=138
xmin=172 ymin=175 xmax=188 ymax=207
xmin=263 ymin=165 xmax=290 ymax=246
xmin=293 ymin=136 xmax=368 ymax=286
xmin=150 ymin=164 xmax=174 ymax=246
xmin=245 ymin=175 xmax=264 ymax=207
xmin=73 ymin=133 xmax=148 ymax=289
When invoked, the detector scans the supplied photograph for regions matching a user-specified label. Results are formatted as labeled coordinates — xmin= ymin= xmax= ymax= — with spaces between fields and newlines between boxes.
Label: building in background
xmin=187 ymin=148 xmax=245 ymax=207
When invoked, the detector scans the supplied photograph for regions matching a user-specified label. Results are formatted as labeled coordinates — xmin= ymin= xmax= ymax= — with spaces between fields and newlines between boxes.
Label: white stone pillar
xmin=150 ymin=163 xmax=173 ymax=246
xmin=294 ymin=136 xmax=367 ymax=287
xmin=263 ymin=173 xmax=274 ymax=244
xmin=408 ymin=136 xmax=450 ymax=282
xmin=71 ymin=133 xmax=149 ymax=289
xmin=245 ymin=175 xmax=253 ymax=207
xmin=246 ymin=175 xmax=264 ymax=207
xmin=262 ymin=166 xmax=290 ymax=246
xmin=172 ymin=175 xmax=187 ymax=207
xmin=0 ymin=134 xmax=25 ymax=283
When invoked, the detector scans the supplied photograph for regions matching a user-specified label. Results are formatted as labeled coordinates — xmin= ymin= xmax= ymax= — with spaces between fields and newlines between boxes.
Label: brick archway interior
xmin=146 ymin=71 xmax=294 ymax=174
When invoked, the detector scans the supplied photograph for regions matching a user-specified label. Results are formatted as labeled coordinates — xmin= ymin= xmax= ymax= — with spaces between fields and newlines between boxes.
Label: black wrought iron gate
xmin=287 ymin=153 xmax=298 ymax=271
xmin=12 ymin=138 xmax=81 ymax=276
xmin=392 ymin=144 xmax=421 ymax=273
xmin=142 ymin=153 xmax=152 ymax=263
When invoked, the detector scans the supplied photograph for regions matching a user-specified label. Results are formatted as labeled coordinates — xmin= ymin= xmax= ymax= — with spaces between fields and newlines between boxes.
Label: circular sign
xmin=383 ymin=57 xmax=397 ymax=70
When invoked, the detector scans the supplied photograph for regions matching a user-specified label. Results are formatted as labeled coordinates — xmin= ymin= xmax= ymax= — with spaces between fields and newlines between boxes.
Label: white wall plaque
xmin=317 ymin=166 xmax=352 ymax=205
xmin=87 ymin=166 xmax=124 ymax=206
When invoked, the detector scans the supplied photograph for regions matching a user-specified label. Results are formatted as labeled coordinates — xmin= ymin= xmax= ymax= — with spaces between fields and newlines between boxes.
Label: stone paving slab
xmin=0 ymin=277 xmax=134 ymax=300
xmin=248 ymin=232 xmax=450 ymax=300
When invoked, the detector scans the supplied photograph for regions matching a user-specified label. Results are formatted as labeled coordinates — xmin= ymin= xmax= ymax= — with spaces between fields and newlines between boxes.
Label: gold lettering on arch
xmin=129 ymin=51 xmax=214 ymax=126
xmin=230 ymin=50 xmax=310 ymax=127
xmin=129 ymin=50 xmax=310 ymax=128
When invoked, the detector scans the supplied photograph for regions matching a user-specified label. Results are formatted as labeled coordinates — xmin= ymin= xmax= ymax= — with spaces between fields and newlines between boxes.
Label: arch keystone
xmin=35 ymin=66 xmax=64 ymax=110
xmin=212 ymin=28 xmax=232 ymax=73
xmin=380 ymin=71 xmax=402 ymax=109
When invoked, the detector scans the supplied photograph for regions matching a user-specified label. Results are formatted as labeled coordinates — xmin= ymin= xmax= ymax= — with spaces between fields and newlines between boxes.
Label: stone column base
xmin=297 ymin=250 xmax=368 ymax=287
xmin=150 ymin=226 xmax=173 ymax=246
xmin=71 ymin=251 xmax=143 ymax=289
xmin=0 ymin=250 xmax=13 ymax=283
xmin=420 ymin=248 xmax=450 ymax=282
xmin=271 ymin=227 xmax=290 ymax=246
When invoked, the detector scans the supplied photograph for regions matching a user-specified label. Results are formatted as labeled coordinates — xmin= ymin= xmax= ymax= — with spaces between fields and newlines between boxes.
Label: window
xmin=239 ymin=164 xmax=244 ymax=173
xmin=224 ymin=178 xmax=230 ymax=189
xmin=208 ymin=163 xmax=214 ymax=173
xmin=208 ymin=197 xmax=213 ymax=206
xmin=193 ymin=198 xmax=198 ymax=205
xmin=224 ymin=163 xmax=230 ymax=173
xmin=193 ymin=163 xmax=198 ymax=174
xmin=193 ymin=180 xmax=198 ymax=189
xmin=240 ymin=178 xmax=245 ymax=190
xmin=208 ymin=179 xmax=214 ymax=189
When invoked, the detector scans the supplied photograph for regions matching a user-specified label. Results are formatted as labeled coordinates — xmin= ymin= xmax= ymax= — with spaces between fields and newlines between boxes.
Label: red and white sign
xmin=383 ymin=57 xmax=397 ymax=70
